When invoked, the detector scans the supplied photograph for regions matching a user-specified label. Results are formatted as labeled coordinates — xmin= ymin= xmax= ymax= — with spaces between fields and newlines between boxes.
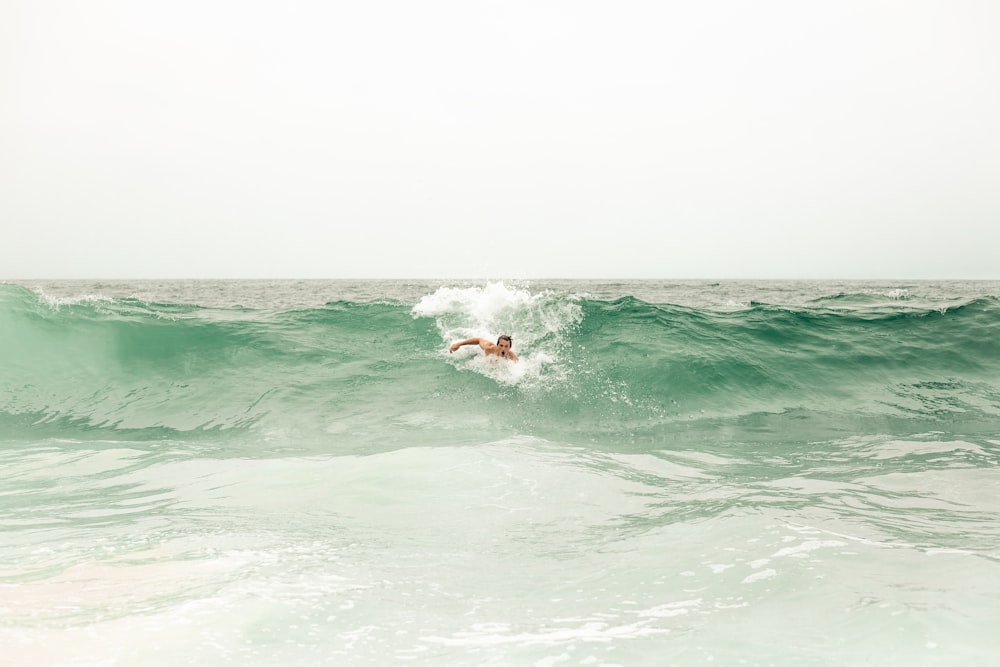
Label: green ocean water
xmin=2 ymin=279 xmax=999 ymax=666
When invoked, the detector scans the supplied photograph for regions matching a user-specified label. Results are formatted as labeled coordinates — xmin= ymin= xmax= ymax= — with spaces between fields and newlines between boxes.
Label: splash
xmin=411 ymin=282 xmax=583 ymax=387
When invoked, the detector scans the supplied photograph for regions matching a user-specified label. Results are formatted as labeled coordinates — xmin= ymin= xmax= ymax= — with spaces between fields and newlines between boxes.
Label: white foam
xmin=635 ymin=599 xmax=701 ymax=618
xmin=412 ymin=282 xmax=582 ymax=387
xmin=31 ymin=289 xmax=116 ymax=309
xmin=742 ymin=569 xmax=776 ymax=583
xmin=413 ymin=282 xmax=539 ymax=328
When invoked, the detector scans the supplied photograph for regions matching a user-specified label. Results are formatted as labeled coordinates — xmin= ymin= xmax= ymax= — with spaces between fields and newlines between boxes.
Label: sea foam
xmin=412 ymin=282 xmax=581 ymax=387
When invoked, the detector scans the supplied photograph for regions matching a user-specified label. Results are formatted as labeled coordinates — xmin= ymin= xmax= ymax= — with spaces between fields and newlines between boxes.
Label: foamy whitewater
xmin=2 ymin=279 xmax=999 ymax=666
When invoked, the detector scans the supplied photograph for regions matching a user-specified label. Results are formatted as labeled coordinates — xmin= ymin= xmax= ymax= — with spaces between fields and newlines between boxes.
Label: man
xmin=449 ymin=335 xmax=519 ymax=362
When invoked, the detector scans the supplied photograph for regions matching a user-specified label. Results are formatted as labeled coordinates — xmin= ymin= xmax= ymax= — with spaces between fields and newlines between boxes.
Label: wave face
xmin=3 ymin=281 xmax=999 ymax=449
xmin=3 ymin=280 xmax=1000 ymax=665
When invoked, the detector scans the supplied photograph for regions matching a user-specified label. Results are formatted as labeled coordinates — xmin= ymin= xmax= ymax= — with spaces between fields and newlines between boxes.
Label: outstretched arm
xmin=449 ymin=337 xmax=487 ymax=353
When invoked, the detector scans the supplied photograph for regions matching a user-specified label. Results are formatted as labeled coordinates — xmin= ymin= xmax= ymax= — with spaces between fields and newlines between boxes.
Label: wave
xmin=2 ymin=283 xmax=999 ymax=448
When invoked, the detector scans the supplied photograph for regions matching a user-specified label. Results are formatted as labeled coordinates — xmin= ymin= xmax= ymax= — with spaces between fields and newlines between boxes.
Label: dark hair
xmin=497 ymin=335 xmax=512 ymax=346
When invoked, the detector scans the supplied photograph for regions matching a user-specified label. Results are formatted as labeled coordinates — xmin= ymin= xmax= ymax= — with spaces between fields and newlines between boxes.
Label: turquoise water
xmin=2 ymin=279 xmax=999 ymax=666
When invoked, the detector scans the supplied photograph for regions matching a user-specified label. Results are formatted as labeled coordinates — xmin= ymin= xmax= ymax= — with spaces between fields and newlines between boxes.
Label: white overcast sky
xmin=2 ymin=0 xmax=999 ymax=279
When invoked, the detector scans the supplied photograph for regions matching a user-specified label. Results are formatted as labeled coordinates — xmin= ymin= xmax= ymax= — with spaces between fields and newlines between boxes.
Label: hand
xmin=449 ymin=343 xmax=459 ymax=353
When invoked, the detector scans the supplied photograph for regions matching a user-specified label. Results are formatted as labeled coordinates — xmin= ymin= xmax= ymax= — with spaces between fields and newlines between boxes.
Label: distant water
xmin=2 ymin=279 xmax=999 ymax=666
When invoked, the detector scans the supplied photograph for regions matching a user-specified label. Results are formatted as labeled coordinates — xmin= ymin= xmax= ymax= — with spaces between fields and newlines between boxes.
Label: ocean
xmin=2 ymin=279 xmax=999 ymax=666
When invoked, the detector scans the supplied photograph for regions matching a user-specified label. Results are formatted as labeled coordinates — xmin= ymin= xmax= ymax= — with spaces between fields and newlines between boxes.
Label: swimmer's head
xmin=497 ymin=335 xmax=512 ymax=356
